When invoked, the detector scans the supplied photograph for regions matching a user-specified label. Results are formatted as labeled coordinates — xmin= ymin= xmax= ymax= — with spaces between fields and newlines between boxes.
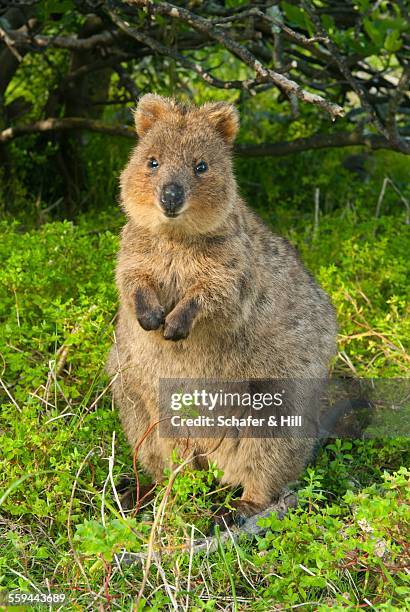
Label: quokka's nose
xmin=160 ymin=183 xmax=185 ymax=215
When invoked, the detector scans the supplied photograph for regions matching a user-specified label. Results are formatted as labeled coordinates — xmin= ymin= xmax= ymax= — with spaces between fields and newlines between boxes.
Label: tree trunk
xmin=57 ymin=14 xmax=114 ymax=216
xmin=0 ymin=6 xmax=35 ymax=170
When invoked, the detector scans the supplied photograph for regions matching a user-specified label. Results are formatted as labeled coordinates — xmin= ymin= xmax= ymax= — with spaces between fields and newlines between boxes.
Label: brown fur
xmin=107 ymin=94 xmax=337 ymax=517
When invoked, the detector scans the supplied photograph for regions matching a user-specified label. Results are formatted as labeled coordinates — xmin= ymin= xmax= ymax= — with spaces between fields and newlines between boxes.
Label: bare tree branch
xmin=1 ymin=116 xmax=406 ymax=156
xmin=2 ymin=28 xmax=117 ymax=51
xmin=235 ymin=131 xmax=409 ymax=156
xmin=0 ymin=117 xmax=134 ymax=142
xmin=126 ymin=0 xmax=345 ymax=120
xmin=0 ymin=24 xmax=23 ymax=61
xmin=301 ymin=0 xmax=410 ymax=154
xmin=106 ymin=8 xmax=264 ymax=91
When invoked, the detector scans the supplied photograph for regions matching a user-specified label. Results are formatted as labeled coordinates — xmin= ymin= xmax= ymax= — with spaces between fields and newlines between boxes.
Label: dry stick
xmin=302 ymin=2 xmax=378 ymax=125
xmin=55 ymin=324 xmax=80 ymax=376
xmin=375 ymin=176 xmax=410 ymax=224
xmin=342 ymin=289 xmax=409 ymax=363
xmin=388 ymin=180 xmax=410 ymax=225
xmin=236 ymin=131 xmax=410 ymax=157
xmin=154 ymin=562 xmax=178 ymax=611
xmin=0 ymin=117 xmax=134 ymax=143
xmin=209 ymin=7 xmax=330 ymax=52
xmin=55 ymin=306 xmax=97 ymax=377
xmin=352 ymin=319 xmax=410 ymax=364
xmin=3 ymin=27 xmax=116 ymax=51
xmin=75 ymin=372 xmax=119 ymax=431
xmin=7 ymin=569 xmax=41 ymax=594
xmin=0 ymin=25 xmax=23 ymax=61
xmin=338 ymin=351 xmax=358 ymax=376
xmin=225 ymin=522 xmax=256 ymax=590
xmin=127 ymin=0 xmax=344 ymax=119
xmin=375 ymin=177 xmax=389 ymax=219
xmin=0 ymin=376 xmax=22 ymax=412
xmin=103 ymin=431 xmax=126 ymax=522
xmin=185 ymin=524 xmax=195 ymax=612
xmin=299 ymin=564 xmax=351 ymax=604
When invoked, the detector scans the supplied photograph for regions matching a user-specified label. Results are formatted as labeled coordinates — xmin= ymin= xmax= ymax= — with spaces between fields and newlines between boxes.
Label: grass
xmin=0 ymin=200 xmax=409 ymax=610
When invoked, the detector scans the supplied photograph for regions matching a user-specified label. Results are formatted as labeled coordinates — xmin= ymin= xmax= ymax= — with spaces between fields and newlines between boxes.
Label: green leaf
xmin=384 ymin=30 xmax=402 ymax=53
xmin=282 ymin=2 xmax=308 ymax=30
xmin=300 ymin=575 xmax=327 ymax=588
xmin=364 ymin=18 xmax=385 ymax=47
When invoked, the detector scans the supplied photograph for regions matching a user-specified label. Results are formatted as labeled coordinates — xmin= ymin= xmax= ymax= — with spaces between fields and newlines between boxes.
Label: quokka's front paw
xmin=137 ymin=305 xmax=165 ymax=331
xmin=163 ymin=314 xmax=191 ymax=341
xmin=163 ymin=299 xmax=198 ymax=341
xmin=135 ymin=287 xmax=165 ymax=331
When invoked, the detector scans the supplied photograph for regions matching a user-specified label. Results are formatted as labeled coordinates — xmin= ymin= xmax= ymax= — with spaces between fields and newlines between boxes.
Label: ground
xmin=0 ymin=199 xmax=409 ymax=610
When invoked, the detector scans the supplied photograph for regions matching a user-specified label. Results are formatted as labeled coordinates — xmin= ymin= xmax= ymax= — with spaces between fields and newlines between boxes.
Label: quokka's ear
xmin=200 ymin=102 xmax=240 ymax=145
xmin=133 ymin=94 xmax=177 ymax=137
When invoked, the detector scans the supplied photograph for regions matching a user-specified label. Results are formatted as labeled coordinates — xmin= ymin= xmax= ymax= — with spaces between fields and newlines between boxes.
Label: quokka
xmin=107 ymin=94 xmax=337 ymax=521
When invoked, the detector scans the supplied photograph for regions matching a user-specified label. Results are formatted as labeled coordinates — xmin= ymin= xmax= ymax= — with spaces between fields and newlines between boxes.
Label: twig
xmin=338 ymin=351 xmax=358 ymax=376
xmin=0 ymin=117 xmax=134 ymax=143
xmin=352 ymin=319 xmax=410 ymax=364
xmin=237 ymin=130 xmax=410 ymax=155
xmin=209 ymin=6 xmax=329 ymax=52
xmin=256 ymin=10 xmax=330 ymax=50
xmin=0 ymin=376 xmax=21 ymax=413
xmin=3 ymin=27 xmax=116 ymax=51
xmin=154 ymin=562 xmax=178 ymax=610
xmin=102 ymin=431 xmax=126 ymax=522
xmin=375 ymin=176 xmax=410 ymax=223
xmin=299 ymin=564 xmax=351 ymax=604
xmin=75 ymin=372 xmax=119 ymax=430
xmin=0 ymin=25 xmax=23 ymax=61
xmin=185 ymin=524 xmax=195 ymax=611
xmin=7 ymin=568 xmax=41 ymax=593
xmin=225 ymin=521 xmax=256 ymax=589
xmin=375 ymin=177 xmax=389 ymax=219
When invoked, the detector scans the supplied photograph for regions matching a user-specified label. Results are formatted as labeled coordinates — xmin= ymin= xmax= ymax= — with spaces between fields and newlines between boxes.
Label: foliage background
xmin=0 ymin=0 xmax=409 ymax=609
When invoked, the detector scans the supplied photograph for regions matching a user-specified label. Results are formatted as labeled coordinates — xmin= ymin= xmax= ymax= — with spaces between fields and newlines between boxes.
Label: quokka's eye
xmin=148 ymin=158 xmax=159 ymax=169
xmin=194 ymin=160 xmax=208 ymax=175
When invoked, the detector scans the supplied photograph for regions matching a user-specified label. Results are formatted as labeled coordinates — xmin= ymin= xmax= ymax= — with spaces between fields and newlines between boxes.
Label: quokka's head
xmin=120 ymin=94 xmax=239 ymax=234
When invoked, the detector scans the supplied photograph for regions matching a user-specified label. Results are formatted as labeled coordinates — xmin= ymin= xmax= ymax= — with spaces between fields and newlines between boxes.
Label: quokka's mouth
xmin=164 ymin=211 xmax=181 ymax=218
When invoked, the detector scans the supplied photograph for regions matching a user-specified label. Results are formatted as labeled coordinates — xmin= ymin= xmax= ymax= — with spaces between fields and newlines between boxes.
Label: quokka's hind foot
xmin=211 ymin=490 xmax=298 ymax=532
xmin=117 ymin=477 xmax=157 ymax=512
xmin=211 ymin=499 xmax=263 ymax=530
